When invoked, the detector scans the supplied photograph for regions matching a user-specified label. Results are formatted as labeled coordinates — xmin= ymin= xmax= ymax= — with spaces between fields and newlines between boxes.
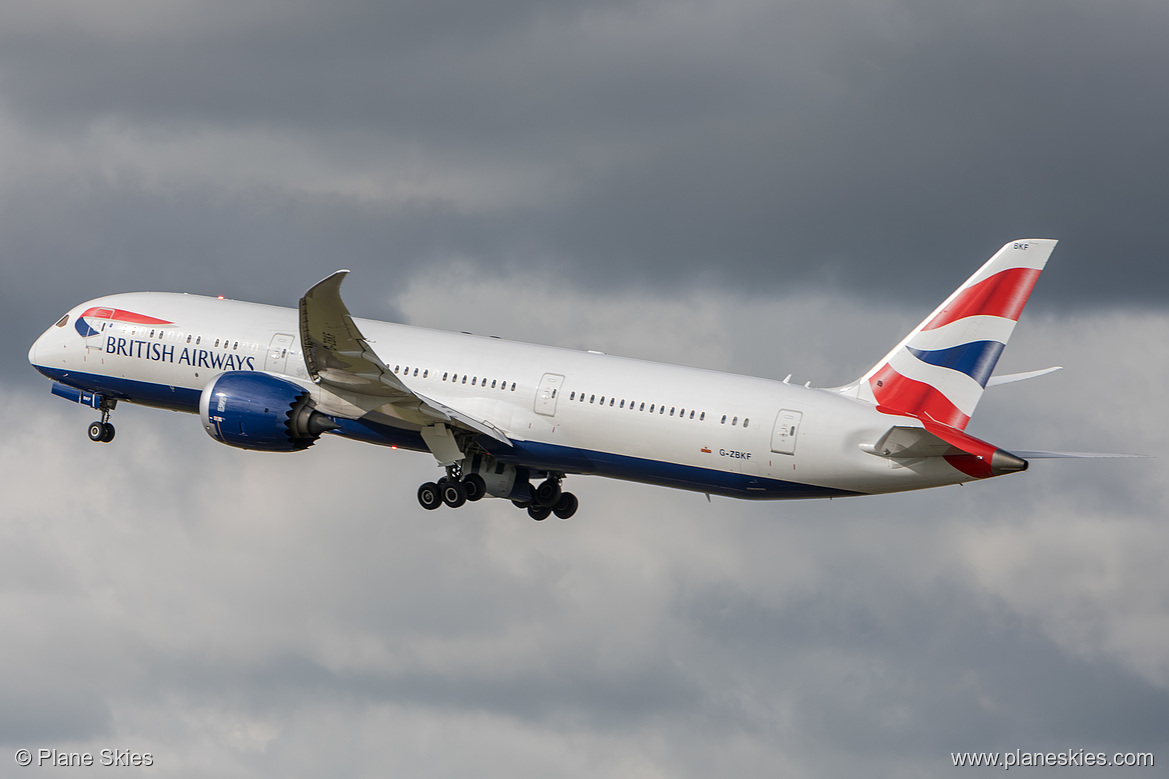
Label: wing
xmin=299 ymin=271 xmax=512 ymax=446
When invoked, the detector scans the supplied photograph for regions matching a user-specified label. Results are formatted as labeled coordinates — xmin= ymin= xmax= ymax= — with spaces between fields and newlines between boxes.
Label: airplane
xmin=28 ymin=238 xmax=1114 ymax=520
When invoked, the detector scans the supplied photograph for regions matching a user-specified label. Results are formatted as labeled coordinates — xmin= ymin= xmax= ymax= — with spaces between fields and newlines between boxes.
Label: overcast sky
xmin=2 ymin=1 xmax=1167 ymax=777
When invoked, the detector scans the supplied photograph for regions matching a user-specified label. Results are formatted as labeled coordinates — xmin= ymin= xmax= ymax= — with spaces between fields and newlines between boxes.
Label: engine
xmin=199 ymin=371 xmax=336 ymax=451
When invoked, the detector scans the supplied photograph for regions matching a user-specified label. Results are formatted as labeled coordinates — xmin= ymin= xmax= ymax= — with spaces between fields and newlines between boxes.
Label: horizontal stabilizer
xmin=862 ymin=417 xmax=1028 ymax=479
xmin=1009 ymin=450 xmax=1147 ymax=459
xmin=986 ymin=366 xmax=1063 ymax=387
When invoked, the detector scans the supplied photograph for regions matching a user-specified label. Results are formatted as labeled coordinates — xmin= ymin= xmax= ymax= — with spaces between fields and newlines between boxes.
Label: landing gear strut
xmin=87 ymin=400 xmax=116 ymax=443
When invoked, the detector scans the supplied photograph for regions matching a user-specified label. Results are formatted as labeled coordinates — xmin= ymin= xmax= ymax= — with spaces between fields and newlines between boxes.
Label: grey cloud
xmin=2 ymin=0 xmax=1167 ymax=315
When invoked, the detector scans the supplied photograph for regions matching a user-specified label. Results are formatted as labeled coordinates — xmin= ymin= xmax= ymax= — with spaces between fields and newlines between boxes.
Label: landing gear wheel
xmin=88 ymin=421 xmax=114 ymax=443
xmin=417 ymin=482 xmax=442 ymax=510
xmin=527 ymin=504 xmax=552 ymax=521
xmin=534 ymin=478 xmax=562 ymax=507
xmin=441 ymin=480 xmax=468 ymax=508
xmin=553 ymin=492 xmax=578 ymax=520
xmin=463 ymin=474 xmax=486 ymax=502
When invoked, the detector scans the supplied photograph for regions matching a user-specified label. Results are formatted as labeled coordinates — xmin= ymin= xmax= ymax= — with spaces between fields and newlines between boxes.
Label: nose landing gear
xmin=87 ymin=400 xmax=117 ymax=443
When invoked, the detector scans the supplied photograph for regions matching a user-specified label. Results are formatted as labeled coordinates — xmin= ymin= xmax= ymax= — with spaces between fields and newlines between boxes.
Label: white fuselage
xmin=30 ymin=291 xmax=977 ymax=500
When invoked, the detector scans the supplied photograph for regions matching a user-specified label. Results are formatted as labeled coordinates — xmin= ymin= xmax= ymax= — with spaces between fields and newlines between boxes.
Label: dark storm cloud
xmin=2 ymin=0 xmax=1167 ymax=315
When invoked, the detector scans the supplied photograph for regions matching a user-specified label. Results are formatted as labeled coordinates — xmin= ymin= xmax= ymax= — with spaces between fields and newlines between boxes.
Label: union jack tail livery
xmin=848 ymin=239 xmax=1058 ymax=430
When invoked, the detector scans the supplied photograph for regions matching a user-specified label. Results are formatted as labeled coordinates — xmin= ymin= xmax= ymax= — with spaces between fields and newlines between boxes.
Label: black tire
xmin=417 ymin=482 xmax=442 ymax=510
xmin=101 ymin=422 xmax=116 ymax=443
xmin=528 ymin=504 xmax=552 ymax=521
xmin=88 ymin=422 xmax=105 ymax=442
xmin=553 ymin=492 xmax=579 ymax=520
xmin=441 ymin=480 xmax=468 ymax=508
xmin=463 ymin=474 xmax=486 ymax=502
xmin=534 ymin=479 xmax=561 ymax=508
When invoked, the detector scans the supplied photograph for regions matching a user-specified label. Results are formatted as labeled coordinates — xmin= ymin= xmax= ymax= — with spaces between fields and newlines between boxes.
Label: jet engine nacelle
xmin=199 ymin=371 xmax=336 ymax=451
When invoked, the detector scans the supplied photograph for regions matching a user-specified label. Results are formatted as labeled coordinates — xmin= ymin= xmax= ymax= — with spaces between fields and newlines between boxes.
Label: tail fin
xmin=843 ymin=239 xmax=1057 ymax=430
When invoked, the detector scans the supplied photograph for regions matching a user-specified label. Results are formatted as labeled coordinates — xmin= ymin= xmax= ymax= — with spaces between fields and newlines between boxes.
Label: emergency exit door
xmin=266 ymin=333 xmax=295 ymax=374
xmin=771 ymin=409 xmax=802 ymax=455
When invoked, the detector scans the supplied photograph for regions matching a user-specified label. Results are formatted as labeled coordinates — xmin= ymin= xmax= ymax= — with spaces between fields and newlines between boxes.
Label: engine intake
xmin=199 ymin=371 xmax=336 ymax=451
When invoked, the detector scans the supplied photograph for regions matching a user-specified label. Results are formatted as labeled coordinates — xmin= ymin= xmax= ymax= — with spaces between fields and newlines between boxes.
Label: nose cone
xmin=28 ymin=333 xmax=41 ymax=366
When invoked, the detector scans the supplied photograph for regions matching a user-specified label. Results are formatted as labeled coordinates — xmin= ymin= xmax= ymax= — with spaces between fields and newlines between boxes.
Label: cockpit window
xmin=54 ymin=315 xmax=69 ymax=328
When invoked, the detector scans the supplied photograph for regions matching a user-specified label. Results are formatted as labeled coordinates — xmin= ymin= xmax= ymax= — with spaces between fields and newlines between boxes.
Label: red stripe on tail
xmin=869 ymin=364 xmax=971 ymax=429
xmin=923 ymin=267 xmax=1041 ymax=331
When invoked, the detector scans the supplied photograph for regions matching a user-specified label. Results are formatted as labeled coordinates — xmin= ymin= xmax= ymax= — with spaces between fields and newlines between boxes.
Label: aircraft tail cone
xmin=991 ymin=449 xmax=1029 ymax=475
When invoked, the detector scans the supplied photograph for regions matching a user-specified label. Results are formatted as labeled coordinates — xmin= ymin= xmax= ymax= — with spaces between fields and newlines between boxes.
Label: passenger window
xmin=414 ymin=368 xmax=419 ymax=377
xmin=692 ymin=411 xmax=697 ymax=420
xmin=600 ymin=396 xmax=605 ymax=404
xmin=472 ymin=377 xmax=477 ymax=385
xmin=743 ymin=418 xmax=749 ymax=427
xmin=187 ymin=335 xmax=192 ymax=344
xmin=660 ymin=406 xmax=665 ymax=415
xmin=570 ymin=391 xmax=576 ymax=400
xmin=732 ymin=416 xmax=738 ymax=426
xmin=590 ymin=395 xmax=595 ymax=403
xmin=423 ymin=369 xmax=428 ymax=378
xmin=511 ymin=383 xmax=516 ymax=391
xmin=619 ymin=400 xmax=625 ymax=408
xmin=150 ymin=330 xmax=155 ymax=338
xmin=233 ymin=341 xmax=238 ymax=350
xmin=640 ymin=403 xmax=645 ymax=411
xmin=679 ymin=408 xmax=685 ymax=417
xmin=462 ymin=376 xmax=468 ymax=384
xmin=443 ymin=372 xmax=448 ymax=381
xmin=721 ymin=415 xmax=727 ymax=424
xmin=609 ymin=398 xmax=614 ymax=406
xmin=670 ymin=407 xmax=675 ymax=416
xmin=214 ymin=339 xmax=219 ymax=347
xmin=650 ymin=404 xmax=655 ymax=413
xmin=492 ymin=380 xmax=497 ymax=388
xmin=196 ymin=336 xmax=201 ymax=345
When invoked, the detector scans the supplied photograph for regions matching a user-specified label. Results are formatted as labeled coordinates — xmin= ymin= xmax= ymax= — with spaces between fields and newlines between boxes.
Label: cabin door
xmin=534 ymin=373 xmax=565 ymax=416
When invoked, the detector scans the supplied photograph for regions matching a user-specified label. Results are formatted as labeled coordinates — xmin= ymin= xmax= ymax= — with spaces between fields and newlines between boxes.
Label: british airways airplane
xmin=29 ymin=239 xmax=1098 ymax=519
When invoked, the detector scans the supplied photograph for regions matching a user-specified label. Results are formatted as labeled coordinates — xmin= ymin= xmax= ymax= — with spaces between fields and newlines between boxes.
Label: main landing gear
xmin=415 ymin=470 xmax=579 ymax=521
xmin=417 ymin=466 xmax=488 ymax=511
xmin=511 ymin=476 xmax=579 ymax=521
xmin=87 ymin=400 xmax=117 ymax=443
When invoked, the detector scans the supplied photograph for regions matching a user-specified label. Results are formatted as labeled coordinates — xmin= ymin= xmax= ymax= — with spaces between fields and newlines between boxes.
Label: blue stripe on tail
xmin=907 ymin=340 xmax=1005 ymax=387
